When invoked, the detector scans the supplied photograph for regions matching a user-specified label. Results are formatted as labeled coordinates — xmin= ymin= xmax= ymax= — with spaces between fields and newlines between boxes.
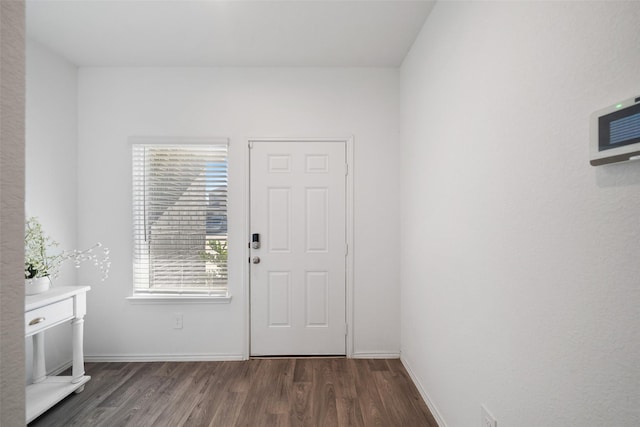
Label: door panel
xmin=250 ymin=140 xmax=346 ymax=356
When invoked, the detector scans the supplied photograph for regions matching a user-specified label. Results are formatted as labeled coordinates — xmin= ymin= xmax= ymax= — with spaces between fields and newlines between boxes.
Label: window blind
xmin=132 ymin=143 xmax=228 ymax=296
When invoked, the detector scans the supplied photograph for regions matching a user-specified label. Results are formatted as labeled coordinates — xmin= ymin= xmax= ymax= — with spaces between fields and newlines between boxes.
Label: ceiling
xmin=26 ymin=0 xmax=436 ymax=68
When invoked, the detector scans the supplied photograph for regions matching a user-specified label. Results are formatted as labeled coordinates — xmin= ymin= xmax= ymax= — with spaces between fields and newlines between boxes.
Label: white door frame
xmin=243 ymin=137 xmax=354 ymax=359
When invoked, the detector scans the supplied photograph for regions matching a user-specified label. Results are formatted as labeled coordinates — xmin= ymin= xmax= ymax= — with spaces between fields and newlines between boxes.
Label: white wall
xmin=26 ymin=40 xmax=78 ymax=282
xmin=77 ymin=68 xmax=400 ymax=359
xmin=25 ymin=40 xmax=78 ymax=378
xmin=400 ymin=2 xmax=640 ymax=426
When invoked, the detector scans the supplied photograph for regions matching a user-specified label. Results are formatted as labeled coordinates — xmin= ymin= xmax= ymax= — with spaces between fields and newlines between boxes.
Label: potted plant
xmin=25 ymin=217 xmax=61 ymax=294
xmin=24 ymin=217 xmax=110 ymax=295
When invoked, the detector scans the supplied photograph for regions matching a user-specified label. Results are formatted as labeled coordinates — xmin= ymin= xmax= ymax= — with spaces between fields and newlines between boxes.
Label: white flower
xmin=25 ymin=217 xmax=111 ymax=281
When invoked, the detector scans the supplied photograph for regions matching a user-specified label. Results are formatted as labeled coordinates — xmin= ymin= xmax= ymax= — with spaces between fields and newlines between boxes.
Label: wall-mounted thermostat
xmin=590 ymin=95 xmax=640 ymax=166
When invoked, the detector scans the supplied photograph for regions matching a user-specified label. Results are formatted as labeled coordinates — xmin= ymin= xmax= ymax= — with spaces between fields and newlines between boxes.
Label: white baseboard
xmin=400 ymin=354 xmax=448 ymax=427
xmin=87 ymin=352 xmax=400 ymax=362
xmin=26 ymin=360 xmax=73 ymax=385
xmin=350 ymin=351 xmax=401 ymax=359
xmin=85 ymin=353 xmax=246 ymax=362
xmin=48 ymin=360 xmax=72 ymax=376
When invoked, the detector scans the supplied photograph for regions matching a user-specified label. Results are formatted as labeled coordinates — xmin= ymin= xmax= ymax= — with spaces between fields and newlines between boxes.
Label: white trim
xmin=128 ymin=136 xmax=229 ymax=146
xmin=247 ymin=137 xmax=347 ymax=143
xmin=351 ymin=352 xmax=401 ymax=359
xmin=85 ymin=353 xmax=246 ymax=363
xmin=43 ymin=361 xmax=72 ymax=378
xmin=246 ymin=137 xmax=355 ymax=358
xmin=130 ymin=141 xmax=230 ymax=298
xmin=126 ymin=294 xmax=232 ymax=304
xmin=345 ymin=136 xmax=354 ymax=357
xmin=243 ymin=139 xmax=251 ymax=360
xmin=401 ymin=354 xmax=447 ymax=427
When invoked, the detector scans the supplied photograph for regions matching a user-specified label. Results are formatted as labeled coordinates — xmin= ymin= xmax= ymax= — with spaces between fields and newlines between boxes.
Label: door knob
xmin=252 ymin=256 xmax=261 ymax=264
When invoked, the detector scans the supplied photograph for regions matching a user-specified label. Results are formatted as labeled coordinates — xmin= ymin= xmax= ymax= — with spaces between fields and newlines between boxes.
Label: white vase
xmin=25 ymin=276 xmax=51 ymax=295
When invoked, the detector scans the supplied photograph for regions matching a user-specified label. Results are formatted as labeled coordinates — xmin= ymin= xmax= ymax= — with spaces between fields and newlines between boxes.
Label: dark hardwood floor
xmin=29 ymin=358 xmax=438 ymax=427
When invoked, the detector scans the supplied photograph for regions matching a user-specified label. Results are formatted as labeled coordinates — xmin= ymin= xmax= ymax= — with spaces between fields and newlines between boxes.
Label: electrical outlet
xmin=481 ymin=405 xmax=497 ymax=427
xmin=173 ymin=313 xmax=183 ymax=329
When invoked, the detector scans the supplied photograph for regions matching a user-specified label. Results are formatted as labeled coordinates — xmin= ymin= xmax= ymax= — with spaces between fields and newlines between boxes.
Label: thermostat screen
xmin=599 ymin=102 xmax=640 ymax=151
xmin=610 ymin=112 xmax=640 ymax=145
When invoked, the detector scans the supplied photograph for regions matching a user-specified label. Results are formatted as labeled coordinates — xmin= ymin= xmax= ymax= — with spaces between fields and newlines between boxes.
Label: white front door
xmin=249 ymin=140 xmax=347 ymax=356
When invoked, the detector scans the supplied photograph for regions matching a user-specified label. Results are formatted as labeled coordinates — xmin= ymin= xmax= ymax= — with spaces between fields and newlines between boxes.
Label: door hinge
xmin=248 ymin=141 xmax=254 ymax=149
xmin=345 ymin=163 xmax=349 ymax=176
xmin=344 ymin=324 xmax=348 ymax=336
xmin=345 ymin=243 xmax=348 ymax=256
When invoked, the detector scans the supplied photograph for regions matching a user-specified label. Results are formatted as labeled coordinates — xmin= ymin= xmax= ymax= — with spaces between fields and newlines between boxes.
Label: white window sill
xmin=126 ymin=294 xmax=232 ymax=304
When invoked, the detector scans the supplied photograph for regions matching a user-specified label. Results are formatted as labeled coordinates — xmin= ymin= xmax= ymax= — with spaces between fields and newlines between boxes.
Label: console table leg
xmin=71 ymin=316 xmax=85 ymax=384
xmin=32 ymin=332 xmax=46 ymax=384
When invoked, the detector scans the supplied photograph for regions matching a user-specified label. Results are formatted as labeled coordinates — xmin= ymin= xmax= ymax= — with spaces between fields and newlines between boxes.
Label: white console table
xmin=25 ymin=286 xmax=91 ymax=423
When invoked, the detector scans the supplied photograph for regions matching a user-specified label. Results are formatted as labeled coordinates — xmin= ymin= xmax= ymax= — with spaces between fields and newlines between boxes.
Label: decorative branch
xmin=25 ymin=216 xmax=111 ymax=281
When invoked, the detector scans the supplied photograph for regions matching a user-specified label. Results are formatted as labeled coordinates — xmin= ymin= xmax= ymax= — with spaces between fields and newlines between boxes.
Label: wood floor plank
xmin=29 ymin=362 xmax=148 ymax=427
xmin=366 ymin=359 xmax=390 ymax=372
xmin=134 ymin=362 xmax=212 ymax=427
xmin=208 ymin=362 xmax=252 ymax=426
xmin=293 ymin=358 xmax=313 ymax=382
xmin=352 ymin=358 xmax=395 ymax=426
xmin=289 ymin=380 xmax=312 ymax=427
xmin=97 ymin=362 xmax=159 ymax=408
xmin=385 ymin=360 xmax=440 ymax=427
xmin=184 ymin=362 xmax=242 ymax=426
xmin=28 ymin=359 xmax=437 ymax=427
xmin=311 ymin=359 xmax=339 ymax=427
xmin=268 ymin=359 xmax=295 ymax=415
xmin=234 ymin=359 xmax=279 ymax=426
xmin=333 ymin=360 xmax=365 ymax=427
xmin=100 ymin=362 xmax=194 ymax=426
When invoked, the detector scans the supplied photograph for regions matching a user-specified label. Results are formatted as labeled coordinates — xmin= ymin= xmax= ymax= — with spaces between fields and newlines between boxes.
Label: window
xmin=132 ymin=140 xmax=228 ymax=298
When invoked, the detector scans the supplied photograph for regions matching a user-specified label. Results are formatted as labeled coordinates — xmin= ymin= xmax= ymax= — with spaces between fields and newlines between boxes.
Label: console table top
xmin=26 ymin=285 xmax=91 ymax=311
